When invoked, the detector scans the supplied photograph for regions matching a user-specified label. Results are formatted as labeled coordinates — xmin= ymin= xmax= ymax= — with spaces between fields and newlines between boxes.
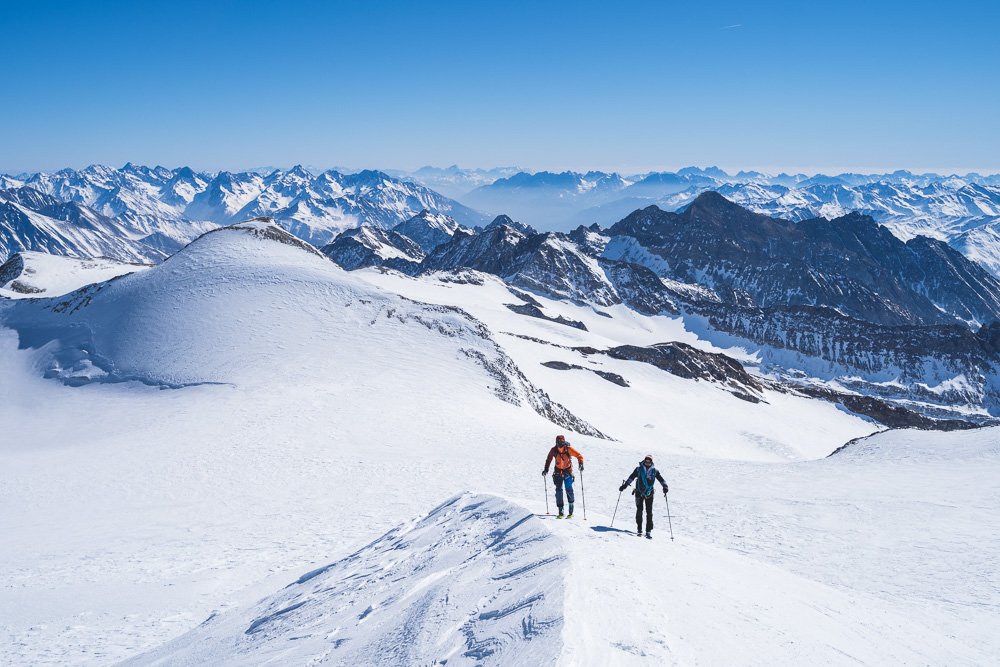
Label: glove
xmin=579 ymin=463 xmax=584 ymax=472
xmin=542 ymin=469 xmax=548 ymax=477
xmin=618 ymin=484 xmax=626 ymax=492
xmin=663 ymin=485 xmax=669 ymax=494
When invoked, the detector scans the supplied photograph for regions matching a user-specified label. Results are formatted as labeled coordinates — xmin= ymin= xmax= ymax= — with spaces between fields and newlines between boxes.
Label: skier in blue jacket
xmin=619 ymin=454 xmax=668 ymax=538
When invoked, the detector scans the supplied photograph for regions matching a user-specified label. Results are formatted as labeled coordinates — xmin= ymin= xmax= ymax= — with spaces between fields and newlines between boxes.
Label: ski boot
xmin=566 ymin=503 xmax=574 ymax=519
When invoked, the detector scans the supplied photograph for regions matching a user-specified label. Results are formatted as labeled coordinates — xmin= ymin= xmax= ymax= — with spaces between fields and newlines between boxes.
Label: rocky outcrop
xmin=541 ymin=361 xmax=629 ymax=387
xmin=594 ymin=342 xmax=764 ymax=403
xmin=320 ymin=225 xmax=423 ymax=271
xmin=0 ymin=252 xmax=25 ymax=286
xmin=505 ymin=303 xmax=587 ymax=330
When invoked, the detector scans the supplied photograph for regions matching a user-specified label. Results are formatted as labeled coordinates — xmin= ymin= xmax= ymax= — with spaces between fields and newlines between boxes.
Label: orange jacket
xmin=544 ymin=445 xmax=584 ymax=474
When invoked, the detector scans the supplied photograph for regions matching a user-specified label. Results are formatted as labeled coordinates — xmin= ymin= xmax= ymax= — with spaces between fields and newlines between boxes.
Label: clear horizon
xmin=3 ymin=0 xmax=998 ymax=174
xmin=5 ymin=162 xmax=1000 ymax=179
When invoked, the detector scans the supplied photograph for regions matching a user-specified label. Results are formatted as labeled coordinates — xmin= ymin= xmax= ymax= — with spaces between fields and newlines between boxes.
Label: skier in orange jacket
xmin=542 ymin=435 xmax=584 ymax=518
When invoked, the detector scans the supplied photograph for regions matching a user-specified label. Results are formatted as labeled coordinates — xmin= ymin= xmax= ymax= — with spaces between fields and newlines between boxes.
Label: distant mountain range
xmin=386 ymin=165 xmax=523 ymax=200
xmin=4 ymin=163 xmax=1000 ymax=281
xmin=0 ymin=164 xmax=487 ymax=262
xmin=463 ymin=167 xmax=1000 ymax=232
xmin=457 ymin=168 xmax=1000 ymax=275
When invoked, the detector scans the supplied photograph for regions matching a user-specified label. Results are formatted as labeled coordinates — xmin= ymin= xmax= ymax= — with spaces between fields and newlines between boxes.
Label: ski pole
xmin=610 ymin=482 xmax=624 ymax=527
xmin=579 ymin=469 xmax=587 ymax=520
xmin=665 ymin=490 xmax=674 ymax=542
xmin=543 ymin=473 xmax=549 ymax=515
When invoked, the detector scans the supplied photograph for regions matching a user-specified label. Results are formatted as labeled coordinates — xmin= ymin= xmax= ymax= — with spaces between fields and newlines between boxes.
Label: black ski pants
xmin=635 ymin=490 xmax=654 ymax=532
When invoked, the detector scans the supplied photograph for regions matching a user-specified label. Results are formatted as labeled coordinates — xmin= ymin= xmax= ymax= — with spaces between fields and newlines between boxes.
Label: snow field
xmin=0 ymin=252 xmax=148 ymax=299
xmin=120 ymin=494 xmax=565 ymax=666
xmin=2 ymin=224 xmax=996 ymax=665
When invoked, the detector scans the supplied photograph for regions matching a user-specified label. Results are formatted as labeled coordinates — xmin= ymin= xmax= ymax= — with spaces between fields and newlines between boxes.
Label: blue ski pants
xmin=552 ymin=470 xmax=574 ymax=509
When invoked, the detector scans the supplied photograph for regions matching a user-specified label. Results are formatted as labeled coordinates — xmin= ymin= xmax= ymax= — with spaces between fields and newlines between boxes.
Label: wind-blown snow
xmin=120 ymin=494 xmax=564 ymax=666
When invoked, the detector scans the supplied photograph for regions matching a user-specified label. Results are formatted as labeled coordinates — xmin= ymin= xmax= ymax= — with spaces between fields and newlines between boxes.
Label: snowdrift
xmin=120 ymin=494 xmax=564 ymax=666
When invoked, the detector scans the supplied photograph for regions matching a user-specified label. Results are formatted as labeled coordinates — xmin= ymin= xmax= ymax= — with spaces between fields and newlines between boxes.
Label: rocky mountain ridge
xmin=323 ymin=193 xmax=1000 ymax=425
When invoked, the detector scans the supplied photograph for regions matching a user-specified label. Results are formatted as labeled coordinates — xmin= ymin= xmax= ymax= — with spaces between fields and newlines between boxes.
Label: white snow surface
xmin=1 ymin=224 xmax=997 ymax=666
xmin=0 ymin=252 xmax=147 ymax=299
xmin=120 ymin=494 xmax=565 ymax=666
xmin=951 ymin=220 xmax=1000 ymax=277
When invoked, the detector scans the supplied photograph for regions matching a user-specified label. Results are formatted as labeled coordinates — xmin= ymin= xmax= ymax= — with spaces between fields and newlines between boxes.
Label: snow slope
xmin=952 ymin=220 xmax=1000 ymax=277
xmin=0 ymin=221 xmax=589 ymax=434
xmin=121 ymin=494 xmax=564 ymax=666
xmin=125 ymin=426 xmax=999 ymax=665
xmin=0 ymin=195 xmax=157 ymax=264
xmin=0 ymin=251 xmax=147 ymax=299
xmin=356 ymin=268 xmax=874 ymax=461
xmin=1 ymin=222 xmax=994 ymax=666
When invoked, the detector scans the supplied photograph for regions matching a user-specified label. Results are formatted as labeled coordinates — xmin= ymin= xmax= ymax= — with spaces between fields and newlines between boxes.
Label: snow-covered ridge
xmin=0 ymin=220 xmax=603 ymax=435
xmin=120 ymin=493 xmax=565 ymax=666
xmin=321 ymin=194 xmax=1000 ymax=425
xmin=0 ymin=186 xmax=162 ymax=264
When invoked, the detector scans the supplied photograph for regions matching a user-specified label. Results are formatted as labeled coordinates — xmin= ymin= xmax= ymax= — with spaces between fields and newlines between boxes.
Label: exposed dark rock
xmin=484 ymin=214 xmax=537 ymax=236
xmin=599 ymin=259 xmax=678 ymax=315
xmin=0 ymin=253 xmax=26 ymax=285
xmin=433 ymin=270 xmax=486 ymax=285
xmin=541 ymin=360 xmax=630 ymax=387
xmin=508 ymin=288 xmax=542 ymax=307
xmin=796 ymin=386 xmax=982 ymax=430
xmin=978 ymin=321 xmax=1000 ymax=354
xmin=9 ymin=280 xmax=43 ymax=294
xmin=422 ymin=225 xmax=619 ymax=306
xmin=320 ymin=224 xmax=423 ymax=271
xmin=595 ymin=370 xmax=630 ymax=386
xmin=541 ymin=360 xmax=575 ymax=370
xmin=604 ymin=342 xmax=764 ymax=403
xmin=504 ymin=303 xmax=587 ymax=330
xmin=462 ymin=348 xmax=609 ymax=439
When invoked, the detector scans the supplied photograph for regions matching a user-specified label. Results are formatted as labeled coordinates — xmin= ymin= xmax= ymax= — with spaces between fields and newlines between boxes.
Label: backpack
xmin=636 ymin=464 xmax=657 ymax=497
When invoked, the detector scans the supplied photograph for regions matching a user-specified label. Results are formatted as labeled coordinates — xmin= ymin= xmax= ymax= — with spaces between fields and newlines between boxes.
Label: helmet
xmin=642 ymin=455 xmax=653 ymax=465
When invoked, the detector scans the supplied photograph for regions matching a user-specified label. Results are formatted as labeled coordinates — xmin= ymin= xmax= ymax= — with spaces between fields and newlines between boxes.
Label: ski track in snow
xmin=1 ymin=225 xmax=997 ymax=665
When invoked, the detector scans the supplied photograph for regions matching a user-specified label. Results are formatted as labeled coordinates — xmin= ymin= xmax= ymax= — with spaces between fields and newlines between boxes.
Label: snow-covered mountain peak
xmin=392 ymin=209 xmax=465 ymax=254
xmin=193 ymin=218 xmax=327 ymax=258
xmin=485 ymin=213 xmax=537 ymax=236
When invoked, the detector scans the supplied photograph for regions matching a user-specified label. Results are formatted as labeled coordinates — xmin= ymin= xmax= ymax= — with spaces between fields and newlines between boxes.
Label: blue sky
xmin=2 ymin=0 xmax=998 ymax=174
